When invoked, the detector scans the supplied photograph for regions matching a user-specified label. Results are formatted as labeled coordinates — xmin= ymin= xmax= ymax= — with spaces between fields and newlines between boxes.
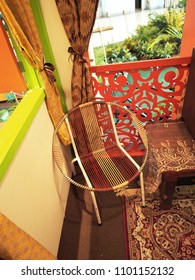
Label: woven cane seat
xmin=53 ymin=100 xmax=148 ymax=224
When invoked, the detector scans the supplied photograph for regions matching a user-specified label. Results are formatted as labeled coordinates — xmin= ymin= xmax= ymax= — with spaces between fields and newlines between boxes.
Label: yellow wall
xmin=0 ymin=0 xmax=73 ymax=257
xmin=0 ymin=102 xmax=71 ymax=256
xmin=40 ymin=0 xmax=73 ymax=110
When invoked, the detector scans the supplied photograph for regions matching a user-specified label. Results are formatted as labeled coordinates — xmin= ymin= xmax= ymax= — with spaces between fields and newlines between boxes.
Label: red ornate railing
xmin=90 ymin=56 xmax=191 ymax=155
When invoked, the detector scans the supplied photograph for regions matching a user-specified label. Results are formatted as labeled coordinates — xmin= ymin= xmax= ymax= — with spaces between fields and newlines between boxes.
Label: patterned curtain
xmin=55 ymin=0 xmax=99 ymax=107
xmin=0 ymin=0 xmax=71 ymax=146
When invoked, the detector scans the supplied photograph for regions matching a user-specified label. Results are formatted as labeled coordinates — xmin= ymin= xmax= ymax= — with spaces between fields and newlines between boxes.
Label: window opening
xmin=0 ymin=13 xmax=27 ymax=123
xmin=89 ymin=0 xmax=186 ymax=65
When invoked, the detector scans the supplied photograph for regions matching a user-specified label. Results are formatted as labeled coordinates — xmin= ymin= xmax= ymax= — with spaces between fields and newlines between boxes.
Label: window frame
xmin=0 ymin=11 xmax=43 ymax=183
xmin=0 ymin=0 xmax=68 ymax=183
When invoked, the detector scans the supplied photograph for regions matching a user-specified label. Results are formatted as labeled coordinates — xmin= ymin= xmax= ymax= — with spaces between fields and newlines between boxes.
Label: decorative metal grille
xmin=90 ymin=57 xmax=191 ymax=154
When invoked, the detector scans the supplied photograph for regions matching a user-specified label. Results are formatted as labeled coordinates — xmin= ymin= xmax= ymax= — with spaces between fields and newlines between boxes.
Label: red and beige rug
xmin=124 ymin=186 xmax=195 ymax=260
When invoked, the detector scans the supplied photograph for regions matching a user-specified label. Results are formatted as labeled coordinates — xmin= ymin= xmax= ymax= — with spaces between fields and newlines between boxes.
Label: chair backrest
xmin=65 ymin=101 xmax=118 ymax=158
xmin=182 ymin=48 xmax=195 ymax=139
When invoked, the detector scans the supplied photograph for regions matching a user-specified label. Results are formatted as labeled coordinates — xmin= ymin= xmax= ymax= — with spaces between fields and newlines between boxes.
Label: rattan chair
xmin=53 ymin=100 xmax=148 ymax=224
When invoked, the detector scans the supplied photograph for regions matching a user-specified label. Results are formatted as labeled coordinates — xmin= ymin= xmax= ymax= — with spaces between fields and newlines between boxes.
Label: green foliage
xmin=164 ymin=9 xmax=184 ymax=31
xmin=147 ymin=12 xmax=168 ymax=31
xmin=106 ymin=44 xmax=136 ymax=63
xmin=94 ymin=42 xmax=136 ymax=65
xmin=94 ymin=46 xmax=106 ymax=65
xmin=178 ymin=0 xmax=186 ymax=9
xmin=94 ymin=7 xmax=185 ymax=65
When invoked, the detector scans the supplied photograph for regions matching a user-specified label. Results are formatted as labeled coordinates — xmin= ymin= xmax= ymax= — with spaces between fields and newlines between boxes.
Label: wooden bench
xmin=145 ymin=48 xmax=195 ymax=209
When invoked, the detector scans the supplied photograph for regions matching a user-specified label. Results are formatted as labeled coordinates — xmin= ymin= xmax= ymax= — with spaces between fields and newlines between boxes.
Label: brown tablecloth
xmin=144 ymin=121 xmax=195 ymax=194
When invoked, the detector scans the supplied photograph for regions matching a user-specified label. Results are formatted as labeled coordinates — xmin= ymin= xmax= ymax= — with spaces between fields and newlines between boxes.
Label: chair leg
xmin=70 ymin=158 xmax=77 ymax=176
xmin=90 ymin=191 xmax=102 ymax=225
xmin=139 ymin=172 xmax=146 ymax=207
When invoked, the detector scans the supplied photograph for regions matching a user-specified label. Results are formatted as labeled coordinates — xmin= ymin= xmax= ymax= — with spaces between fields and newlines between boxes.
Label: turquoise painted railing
xmin=90 ymin=56 xmax=191 ymax=155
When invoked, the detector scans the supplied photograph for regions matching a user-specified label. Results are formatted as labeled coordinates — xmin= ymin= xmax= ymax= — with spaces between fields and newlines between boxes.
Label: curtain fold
xmin=55 ymin=0 xmax=99 ymax=107
xmin=0 ymin=0 xmax=71 ymax=146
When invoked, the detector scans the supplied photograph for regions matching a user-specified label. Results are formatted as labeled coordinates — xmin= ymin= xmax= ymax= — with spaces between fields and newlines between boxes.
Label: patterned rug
xmin=125 ymin=185 xmax=195 ymax=260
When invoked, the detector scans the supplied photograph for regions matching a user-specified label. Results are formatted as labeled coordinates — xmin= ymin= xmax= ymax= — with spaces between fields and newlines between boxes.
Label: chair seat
xmin=80 ymin=146 xmax=139 ymax=191
xmin=144 ymin=120 xmax=195 ymax=194
xmin=53 ymin=100 xmax=148 ymax=224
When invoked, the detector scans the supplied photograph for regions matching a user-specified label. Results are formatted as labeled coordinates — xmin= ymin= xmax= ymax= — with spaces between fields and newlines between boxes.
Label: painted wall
xmin=39 ymin=0 xmax=73 ymax=110
xmin=140 ymin=0 xmax=165 ymax=10
xmin=180 ymin=0 xmax=195 ymax=57
xmin=0 ymin=0 xmax=73 ymax=256
xmin=146 ymin=0 xmax=165 ymax=10
xmin=98 ymin=0 xmax=135 ymax=17
xmin=0 ymin=102 xmax=71 ymax=256
xmin=0 ymin=18 xmax=26 ymax=95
